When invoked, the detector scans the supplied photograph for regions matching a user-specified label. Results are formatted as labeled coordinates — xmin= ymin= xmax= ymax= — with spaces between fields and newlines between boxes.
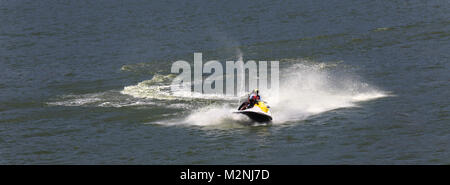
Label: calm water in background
xmin=0 ymin=0 xmax=449 ymax=164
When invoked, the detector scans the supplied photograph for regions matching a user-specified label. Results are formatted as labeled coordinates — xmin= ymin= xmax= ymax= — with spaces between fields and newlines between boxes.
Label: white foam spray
xmin=49 ymin=56 xmax=389 ymax=127
xmin=144 ymin=59 xmax=389 ymax=127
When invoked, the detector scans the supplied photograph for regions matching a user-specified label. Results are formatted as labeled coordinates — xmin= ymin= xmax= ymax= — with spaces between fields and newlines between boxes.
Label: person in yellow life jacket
xmin=238 ymin=89 xmax=261 ymax=110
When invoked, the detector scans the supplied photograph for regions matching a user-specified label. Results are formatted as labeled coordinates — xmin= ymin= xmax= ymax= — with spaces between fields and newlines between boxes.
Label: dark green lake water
xmin=0 ymin=0 xmax=449 ymax=164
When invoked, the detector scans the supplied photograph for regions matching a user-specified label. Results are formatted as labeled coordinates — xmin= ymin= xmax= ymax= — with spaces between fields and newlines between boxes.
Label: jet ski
xmin=234 ymin=100 xmax=273 ymax=123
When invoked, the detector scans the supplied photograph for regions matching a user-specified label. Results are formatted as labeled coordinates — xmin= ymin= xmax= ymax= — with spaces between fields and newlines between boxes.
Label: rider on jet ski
xmin=238 ymin=89 xmax=261 ymax=110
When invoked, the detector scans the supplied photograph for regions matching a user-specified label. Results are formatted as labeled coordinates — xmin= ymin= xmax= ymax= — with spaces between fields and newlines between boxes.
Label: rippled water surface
xmin=0 ymin=0 xmax=449 ymax=164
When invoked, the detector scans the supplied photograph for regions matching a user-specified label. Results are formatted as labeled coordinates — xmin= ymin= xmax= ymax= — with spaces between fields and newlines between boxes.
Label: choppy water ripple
xmin=0 ymin=0 xmax=449 ymax=164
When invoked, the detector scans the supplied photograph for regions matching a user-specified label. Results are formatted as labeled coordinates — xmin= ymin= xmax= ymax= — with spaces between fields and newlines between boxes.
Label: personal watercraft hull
xmin=234 ymin=110 xmax=272 ymax=123
xmin=236 ymin=100 xmax=272 ymax=123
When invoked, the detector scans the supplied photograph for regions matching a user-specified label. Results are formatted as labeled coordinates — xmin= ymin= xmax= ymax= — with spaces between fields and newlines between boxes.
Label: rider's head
xmin=253 ymin=88 xmax=259 ymax=95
